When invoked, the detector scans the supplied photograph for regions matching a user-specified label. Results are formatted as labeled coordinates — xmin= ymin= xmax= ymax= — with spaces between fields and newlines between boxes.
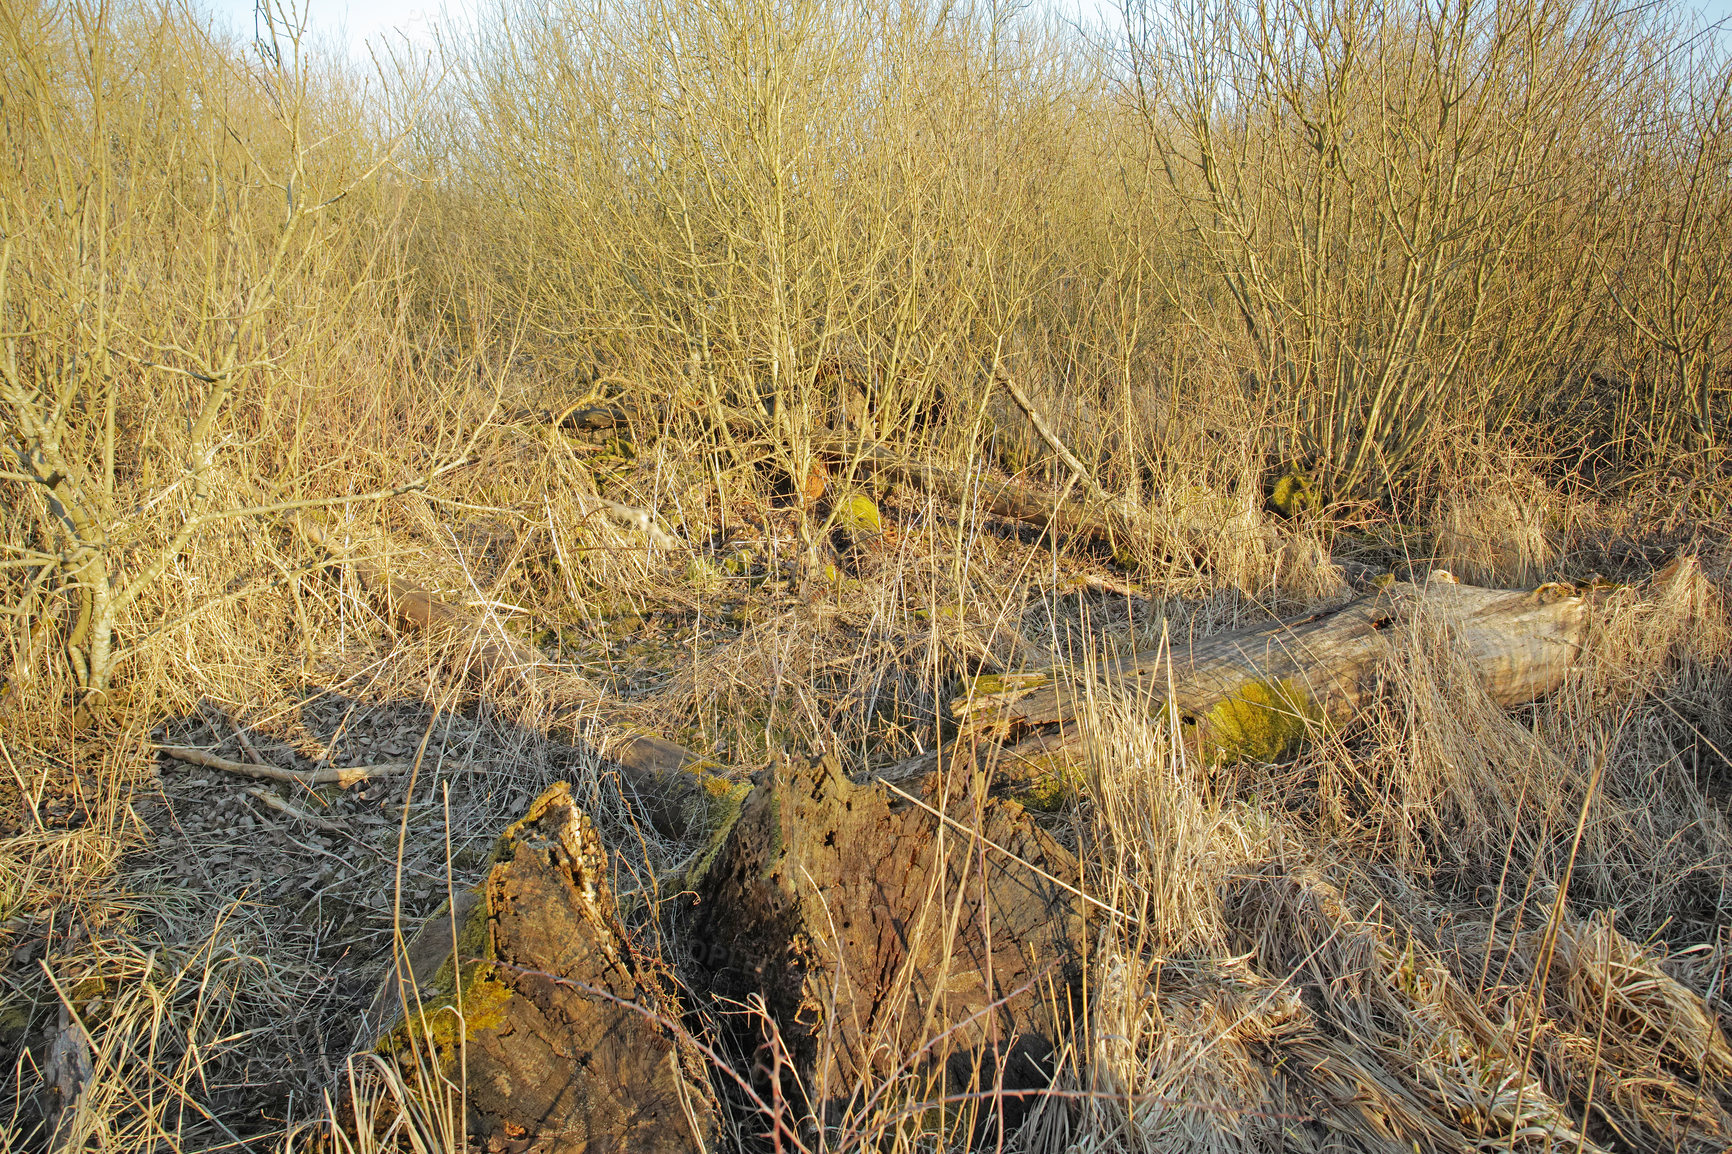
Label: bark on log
xmin=371 ymin=783 xmax=715 ymax=1153
xmin=686 ymin=753 xmax=1085 ymax=1140
xmin=953 ymin=571 xmax=1597 ymax=776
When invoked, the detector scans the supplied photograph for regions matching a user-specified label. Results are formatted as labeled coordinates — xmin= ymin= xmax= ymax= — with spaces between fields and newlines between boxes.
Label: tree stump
xmin=686 ymin=753 xmax=1085 ymax=1141
xmin=373 ymin=783 xmax=715 ymax=1154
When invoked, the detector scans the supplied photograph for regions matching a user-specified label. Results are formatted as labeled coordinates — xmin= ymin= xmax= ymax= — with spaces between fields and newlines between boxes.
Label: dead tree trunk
xmin=951 ymin=571 xmax=1598 ymax=780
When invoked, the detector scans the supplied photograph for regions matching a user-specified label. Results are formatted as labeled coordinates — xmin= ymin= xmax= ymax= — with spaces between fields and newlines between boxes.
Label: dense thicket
xmin=3 ymin=0 xmax=1727 ymax=698
xmin=2 ymin=5 xmax=1730 ymax=1151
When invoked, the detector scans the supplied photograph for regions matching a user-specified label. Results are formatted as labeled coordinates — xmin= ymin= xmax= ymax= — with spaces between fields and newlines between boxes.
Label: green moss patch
xmin=1007 ymin=759 xmax=1087 ymax=812
xmin=968 ymin=672 xmax=1050 ymax=697
xmin=377 ymin=892 xmax=510 ymax=1072
xmin=834 ymin=493 xmax=883 ymax=535
xmin=1195 ymin=677 xmax=1322 ymax=764
xmin=680 ymin=767 xmax=753 ymax=890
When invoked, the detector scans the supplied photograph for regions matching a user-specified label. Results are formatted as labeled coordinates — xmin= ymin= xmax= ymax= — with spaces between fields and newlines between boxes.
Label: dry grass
xmin=2 ymin=0 xmax=1730 ymax=1150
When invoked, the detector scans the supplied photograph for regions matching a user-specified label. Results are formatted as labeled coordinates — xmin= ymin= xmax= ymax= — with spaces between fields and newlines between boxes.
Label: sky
xmin=203 ymin=0 xmax=1732 ymax=61
xmin=201 ymin=0 xmax=455 ymax=56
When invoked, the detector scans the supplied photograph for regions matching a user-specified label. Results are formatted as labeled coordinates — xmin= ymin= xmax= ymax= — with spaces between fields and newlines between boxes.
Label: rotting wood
xmin=687 ymin=753 xmax=1085 ymax=1141
xmin=157 ymin=744 xmax=409 ymax=788
xmin=371 ymin=782 xmax=716 ymax=1153
xmin=375 ymin=757 xmax=1091 ymax=1150
xmin=953 ymin=570 xmax=1605 ymax=775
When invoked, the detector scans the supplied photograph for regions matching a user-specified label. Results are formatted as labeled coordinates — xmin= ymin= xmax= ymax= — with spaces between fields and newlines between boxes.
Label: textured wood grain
xmin=689 ymin=754 xmax=1084 ymax=1138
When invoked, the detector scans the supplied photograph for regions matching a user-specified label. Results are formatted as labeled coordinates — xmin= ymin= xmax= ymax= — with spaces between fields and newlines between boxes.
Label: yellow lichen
xmin=388 ymin=964 xmax=515 ymax=1072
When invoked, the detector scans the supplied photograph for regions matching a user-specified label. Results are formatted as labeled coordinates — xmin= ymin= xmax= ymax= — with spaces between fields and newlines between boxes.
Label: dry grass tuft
xmin=1432 ymin=471 xmax=1561 ymax=589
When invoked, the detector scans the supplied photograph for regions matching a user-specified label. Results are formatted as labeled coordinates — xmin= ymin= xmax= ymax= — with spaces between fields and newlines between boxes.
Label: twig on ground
xmin=157 ymin=745 xmax=410 ymax=788
xmin=227 ymin=714 xmax=264 ymax=765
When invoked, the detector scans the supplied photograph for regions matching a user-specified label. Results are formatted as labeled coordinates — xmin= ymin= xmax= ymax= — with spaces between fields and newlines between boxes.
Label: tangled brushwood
xmin=3 ymin=0 xmax=1730 ymax=1151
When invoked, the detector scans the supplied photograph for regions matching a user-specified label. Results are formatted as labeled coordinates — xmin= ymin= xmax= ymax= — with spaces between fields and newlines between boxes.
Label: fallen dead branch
xmin=587 ymin=495 xmax=680 ymax=549
xmin=999 ymin=373 xmax=1113 ymax=510
xmin=243 ymin=786 xmax=349 ymax=832
xmin=157 ymin=745 xmax=410 ymax=789
xmin=294 ymin=514 xmax=551 ymax=679
xmin=850 ymin=442 xmax=1135 ymax=547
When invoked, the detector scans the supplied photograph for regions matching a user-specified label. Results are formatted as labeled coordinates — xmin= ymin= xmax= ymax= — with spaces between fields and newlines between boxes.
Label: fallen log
xmin=370 ymin=782 xmax=716 ymax=1153
xmin=360 ymin=564 xmax=1677 ymax=1152
xmin=686 ymin=753 xmax=1085 ymax=1141
xmin=951 ymin=571 xmax=1602 ymax=780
